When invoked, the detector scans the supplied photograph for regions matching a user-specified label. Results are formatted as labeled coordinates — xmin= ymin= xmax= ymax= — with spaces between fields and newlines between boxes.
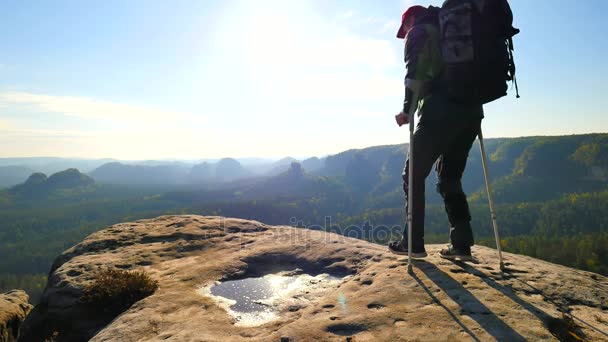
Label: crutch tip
xmin=407 ymin=264 xmax=413 ymax=274
xmin=499 ymin=262 xmax=506 ymax=271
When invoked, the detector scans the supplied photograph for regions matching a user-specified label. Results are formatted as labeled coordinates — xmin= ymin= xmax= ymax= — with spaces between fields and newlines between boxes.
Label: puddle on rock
xmin=198 ymin=270 xmax=345 ymax=327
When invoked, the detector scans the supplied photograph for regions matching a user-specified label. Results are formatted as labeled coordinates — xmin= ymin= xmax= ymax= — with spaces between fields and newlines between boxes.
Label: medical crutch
xmin=405 ymin=82 xmax=422 ymax=275
xmin=478 ymin=128 xmax=505 ymax=271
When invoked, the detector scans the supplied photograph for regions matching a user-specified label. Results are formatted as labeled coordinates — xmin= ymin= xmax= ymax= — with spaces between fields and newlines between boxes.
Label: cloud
xmin=235 ymin=15 xmax=402 ymax=103
xmin=313 ymin=36 xmax=398 ymax=69
xmin=274 ymin=73 xmax=402 ymax=100
xmin=342 ymin=10 xmax=354 ymax=19
xmin=216 ymin=1 xmax=400 ymax=73
xmin=0 ymin=92 xmax=193 ymax=126
xmin=381 ymin=20 xmax=400 ymax=34
xmin=242 ymin=24 xmax=398 ymax=72
xmin=0 ymin=128 xmax=94 ymax=138
xmin=0 ymin=124 xmax=224 ymax=159
xmin=0 ymin=122 xmax=14 ymax=138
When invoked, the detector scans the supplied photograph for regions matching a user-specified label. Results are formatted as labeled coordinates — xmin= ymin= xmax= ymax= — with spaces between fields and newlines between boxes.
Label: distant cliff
xmin=10 ymin=168 xmax=94 ymax=198
xmin=20 ymin=216 xmax=608 ymax=341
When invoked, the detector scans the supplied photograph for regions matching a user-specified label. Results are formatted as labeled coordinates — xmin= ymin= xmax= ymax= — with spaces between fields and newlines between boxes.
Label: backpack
xmin=438 ymin=0 xmax=520 ymax=104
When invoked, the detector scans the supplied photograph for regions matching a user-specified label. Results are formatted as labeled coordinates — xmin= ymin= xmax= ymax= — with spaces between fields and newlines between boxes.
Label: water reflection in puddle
xmin=199 ymin=271 xmax=344 ymax=327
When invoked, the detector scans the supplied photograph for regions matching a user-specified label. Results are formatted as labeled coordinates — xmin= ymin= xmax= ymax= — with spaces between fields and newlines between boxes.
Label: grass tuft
xmin=80 ymin=268 xmax=158 ymax=314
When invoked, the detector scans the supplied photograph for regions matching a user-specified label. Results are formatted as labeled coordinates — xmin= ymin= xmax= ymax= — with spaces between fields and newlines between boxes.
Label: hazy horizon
xmin=2 ymin=131 xmax=607 ymax=162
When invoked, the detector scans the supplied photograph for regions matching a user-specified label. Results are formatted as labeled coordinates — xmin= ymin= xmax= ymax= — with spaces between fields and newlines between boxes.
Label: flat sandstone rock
xmin=21 ymin=216 xmax=608 ymax=341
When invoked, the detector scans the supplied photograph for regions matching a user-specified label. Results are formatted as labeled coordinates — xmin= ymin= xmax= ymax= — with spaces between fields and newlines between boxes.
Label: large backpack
xmin=438 ymin=0 xmax=520 ymax=104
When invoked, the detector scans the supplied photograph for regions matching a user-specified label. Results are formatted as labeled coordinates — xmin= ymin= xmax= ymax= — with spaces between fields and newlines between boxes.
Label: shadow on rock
xmin=416 ymin=260 xmax=527 ymax=342
xmin=451 ymin=261 xmax=595 ymax=342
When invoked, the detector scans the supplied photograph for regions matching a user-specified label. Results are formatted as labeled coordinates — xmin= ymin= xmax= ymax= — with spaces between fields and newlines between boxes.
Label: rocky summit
xmin=19 ymin=216 xmax=608 ymax=341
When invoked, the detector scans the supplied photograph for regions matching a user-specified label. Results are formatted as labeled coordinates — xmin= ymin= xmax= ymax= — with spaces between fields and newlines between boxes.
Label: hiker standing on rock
xmin=388 ymin=5 xmax=483 ymax=261
xmin=388 ymin=1 xmax=519 ymax=261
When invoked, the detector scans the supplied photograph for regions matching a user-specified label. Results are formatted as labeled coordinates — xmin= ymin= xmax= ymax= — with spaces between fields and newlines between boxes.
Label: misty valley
xmin=1 ymin=133 xmax=607 ymax=303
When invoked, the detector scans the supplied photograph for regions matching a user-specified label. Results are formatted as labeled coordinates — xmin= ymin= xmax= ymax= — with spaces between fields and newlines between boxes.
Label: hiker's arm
xmin=402 ymin=26 xmax=428 ymax=116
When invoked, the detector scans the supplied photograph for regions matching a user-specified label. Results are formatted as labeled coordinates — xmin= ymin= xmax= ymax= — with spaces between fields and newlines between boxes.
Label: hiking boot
xmin=439 ymin=245 xmax=473 ymax=261
xmin=388 ymin=239 xmax=427 ymax=258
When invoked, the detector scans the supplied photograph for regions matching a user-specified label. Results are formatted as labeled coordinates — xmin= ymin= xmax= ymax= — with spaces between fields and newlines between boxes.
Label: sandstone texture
xmin=0 ymin=290 xmax=32 ymax=342
xmin=21 ymin=215 xmax=608 ymax=341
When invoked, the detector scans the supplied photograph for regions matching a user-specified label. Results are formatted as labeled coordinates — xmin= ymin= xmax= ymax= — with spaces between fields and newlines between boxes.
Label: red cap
xmin=396 ymin=5 xmax=426 ymax=39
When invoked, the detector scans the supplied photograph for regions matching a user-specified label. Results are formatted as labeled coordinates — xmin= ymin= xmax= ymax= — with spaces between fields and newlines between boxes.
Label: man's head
xmin=396 ymin=5 xmax=427 ymax=39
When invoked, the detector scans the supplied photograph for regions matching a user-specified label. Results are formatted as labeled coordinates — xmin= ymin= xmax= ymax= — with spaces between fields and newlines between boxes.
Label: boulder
xmin=0 ymin=290 xmax=32 ymax=342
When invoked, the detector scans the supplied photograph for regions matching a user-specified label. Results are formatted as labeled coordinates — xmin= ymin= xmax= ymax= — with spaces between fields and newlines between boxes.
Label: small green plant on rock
xmin=80 ymin=268 xmax=159 ymax=314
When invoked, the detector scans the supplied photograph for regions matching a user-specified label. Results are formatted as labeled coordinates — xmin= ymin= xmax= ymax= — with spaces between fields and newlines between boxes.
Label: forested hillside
xmin=1 ymin=133 xmax=607 ymax=303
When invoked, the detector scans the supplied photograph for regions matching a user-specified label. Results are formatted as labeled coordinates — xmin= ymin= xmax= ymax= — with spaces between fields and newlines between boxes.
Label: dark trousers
xmin=402 ymin=115 xmax=481 ymax=249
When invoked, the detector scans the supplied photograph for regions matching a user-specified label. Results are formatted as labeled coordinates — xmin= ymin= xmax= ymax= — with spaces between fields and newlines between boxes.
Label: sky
xmin=1 ymin=0 xmax=607 ymax=160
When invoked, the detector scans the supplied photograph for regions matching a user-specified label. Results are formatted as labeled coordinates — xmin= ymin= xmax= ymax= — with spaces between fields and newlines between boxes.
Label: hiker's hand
xmin=395 ymin=112 xmax=409 ymax=127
